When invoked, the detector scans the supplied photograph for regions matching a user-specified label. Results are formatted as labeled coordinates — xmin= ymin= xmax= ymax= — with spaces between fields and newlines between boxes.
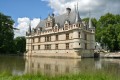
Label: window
xmin=66 ymin=33 xmax=69 ymax=40
xmin=48 ymin=23 xmax=50 ymax=27
xmin=55 ymin=65 xmax=58 ymax=72
xmin=65 ymin=66 xmax=69 ymax=73
xmin=78 ymin=32 xmax=81 ymax=38
xmin=45 ymin=37 xmax=47 ymax=42
xmin=32 ymin=63 xmax=34 ymax=68
xmin=55 ymin=44 xmax=58 ymax=49
xmin=47 ymin=36 xmax=49 ymax=41
xmin=45 ymin=44 xmax=51 ymax=50
xmin=55 ymin=28 xmax=57 ymax=32
xmin=84 ymin=34 xmax=87 ymax=40
xmin=44 ymin=64 xmax=51 ymax=70
xmin=38 ymin=63 xmax=40 ymax=68
xmin=66 ymin=43 xmax=69 ymax=49
xmin=33 ymin=38 xmax=34 ymax=43
xmin=32 ymin=45 xmax=34 ymax=50
xmin=45 ymin=36 xmax=51 ymax=42
xmin=46 ymin=22 xmax=51 ymax=27
xmin=56 ymin=35 xmax=58 ymax=41
xmin=79 ymin=24 xmax=80 ymax=27
xmin=85 ymin=43 xmax=87 ymax=49
xmin=65 ymin=24 xmax=68 ymax=30
xmin=38 ymin=37 xmax=40 ymax=42
xmin=38 ymin=45 xmax=40 ymax=50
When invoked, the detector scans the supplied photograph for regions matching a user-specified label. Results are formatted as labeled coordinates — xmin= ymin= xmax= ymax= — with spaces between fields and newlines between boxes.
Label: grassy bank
xmin=0 ymin=71 xmax=119 ymax=80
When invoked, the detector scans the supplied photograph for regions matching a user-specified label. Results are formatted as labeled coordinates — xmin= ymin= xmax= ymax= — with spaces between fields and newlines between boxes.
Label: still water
xmin=0 ymin=56 xmax=119 ymax=78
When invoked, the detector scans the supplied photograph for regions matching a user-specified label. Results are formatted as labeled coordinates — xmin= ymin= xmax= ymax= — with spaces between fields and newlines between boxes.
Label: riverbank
xmin=100 ymin=52 xmax=120 ymax=58
xmin=0 ymin=71 xmax=119 ymax=80
xmin=0 ymin=54 xmax=24 ymax=56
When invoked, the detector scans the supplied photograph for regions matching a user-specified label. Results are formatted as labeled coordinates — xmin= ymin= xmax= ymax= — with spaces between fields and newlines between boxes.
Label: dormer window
xmin=79 ymin=24 xmax=81 ymax=27
xmin=45 ymin=14 xmax=55 ymax=30
xmin=54 ymin=23 xmax=59 ymax=28
xmin=48 ymin=23 xmax=50 ymax=27
xmin=54 ymin=23 xmax=59 ymax=32
xmin=65 ymin=24 xmax=68 ymax=30
xmin=46 ymin=22 xmax=51 ymax=27
xmin=64 ymin=20 xmax=70 ymax=30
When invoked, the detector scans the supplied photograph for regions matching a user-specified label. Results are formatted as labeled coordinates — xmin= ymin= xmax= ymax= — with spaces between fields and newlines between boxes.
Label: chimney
xmin=52 ymin=13 xmax=54 ymax=17
xmin=66 ymin=8 xmax=71 ymax=15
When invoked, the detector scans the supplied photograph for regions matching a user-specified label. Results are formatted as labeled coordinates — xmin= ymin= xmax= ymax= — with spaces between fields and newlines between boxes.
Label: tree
xmin=0 ymin=12 xmax=15 ymax=54
xmin=14 ymin=37 xmax=26 ymax=54
xmin=96 ymin=13 xmax=120 ymax=51
xmin=82 ymin=17 xmax=97 ymax=28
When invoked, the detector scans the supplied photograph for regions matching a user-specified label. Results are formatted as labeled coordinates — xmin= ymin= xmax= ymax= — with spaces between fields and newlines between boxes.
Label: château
xmin=25 ymin=6 xmax=95 ymax=58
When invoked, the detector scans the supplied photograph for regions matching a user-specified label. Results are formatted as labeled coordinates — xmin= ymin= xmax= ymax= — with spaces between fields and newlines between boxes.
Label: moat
xmin=0 ymin=56 xmax=119 ymax=79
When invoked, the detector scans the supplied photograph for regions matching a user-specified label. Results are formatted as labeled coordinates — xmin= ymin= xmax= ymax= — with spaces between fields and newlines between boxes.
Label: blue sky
xmin=0 ymin=0 xmax=52 ymax=22
xmin=0 ymin=0 xmax=120 ymax=37
xmin=1 ymin=0 xmax=120 ymax=23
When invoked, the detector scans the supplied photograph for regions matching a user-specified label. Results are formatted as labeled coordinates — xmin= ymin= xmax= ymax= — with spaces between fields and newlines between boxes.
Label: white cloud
xmin=31 ymin=18 xmax=41 ymax=29
xmin=14 ymin=0 xmax=120 ymax=38
xmin=14 ymin=17 xmax=40 ymax=37
xmin=42 ymin=0 xmax=103 ymax=14
xmin=42 ymin=0 xmax=120 ymax=18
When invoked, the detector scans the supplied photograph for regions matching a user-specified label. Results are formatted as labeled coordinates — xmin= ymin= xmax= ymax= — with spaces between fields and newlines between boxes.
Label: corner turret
xmin=88 ymin=12 xmax=95 ymax=33
xmin=75 ymin=3 xmax=81 ymax=23
xmin=26 ymin=21 xmax=32 ymax=36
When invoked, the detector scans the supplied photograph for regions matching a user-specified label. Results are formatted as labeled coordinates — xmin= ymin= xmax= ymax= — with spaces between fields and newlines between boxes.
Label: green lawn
xmin=0 ymin=71 xmax=119 ymax=80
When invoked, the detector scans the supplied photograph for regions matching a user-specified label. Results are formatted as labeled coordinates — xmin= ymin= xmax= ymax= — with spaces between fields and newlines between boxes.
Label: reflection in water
xmin=0 ymin=56 xmax=25 ymax=75
xmin=94 ymin=58 xmax=102 ymax=69
xmin=25 ymin=57 xmax=120 ymax=78
xmin=25 ymin=57 xmax=81 ymax=76
xmin=0 ymin=56 xmax=119 ymax=79
xmin=102 ymin=59 xmax=120 ymax=78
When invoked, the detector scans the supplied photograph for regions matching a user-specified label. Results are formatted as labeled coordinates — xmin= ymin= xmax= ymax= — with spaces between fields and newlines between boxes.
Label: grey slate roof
xmin=36 ymin=10 xmax=81 ymax=29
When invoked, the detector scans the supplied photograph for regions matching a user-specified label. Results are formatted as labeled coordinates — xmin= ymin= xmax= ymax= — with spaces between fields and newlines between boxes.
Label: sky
xmin=0 ymin=0 xmax=120 ymax=37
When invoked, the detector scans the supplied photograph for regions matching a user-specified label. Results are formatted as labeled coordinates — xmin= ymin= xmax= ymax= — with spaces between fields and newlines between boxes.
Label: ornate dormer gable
xmin=39 ymin=27 xmax=43 ymax=31
xmin=64 ymin=20 xmax=70 ymax=30
xmin=54 ymin=23 xmax=59 ymax=28
xmin=37 ymin=27 xmax=42 ymax=34
xmin=32 ymin=28 xmax=36 ymax=34
xmin=53 ymin=23 xmax=59 ymax=32
xmin=45 ymin=14 xmax=55 ymax=30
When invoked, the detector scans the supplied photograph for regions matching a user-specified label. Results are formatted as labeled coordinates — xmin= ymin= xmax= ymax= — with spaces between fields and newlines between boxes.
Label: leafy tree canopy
xmin=96 ymin=13 xmax=120 ymax=51
xmin=14 ymin=36 xmax=26 ymax=54
xmin=0 ymin=12 xmax=15 ymax=54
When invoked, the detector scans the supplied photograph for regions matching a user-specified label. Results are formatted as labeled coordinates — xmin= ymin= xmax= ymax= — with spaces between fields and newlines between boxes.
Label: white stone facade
xmin=25 ymin=7 xmax=95 ymax=58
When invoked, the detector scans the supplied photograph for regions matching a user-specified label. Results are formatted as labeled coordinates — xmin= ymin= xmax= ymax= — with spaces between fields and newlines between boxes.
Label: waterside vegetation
xmin=0 ymin=71 xmax=119 ymax=80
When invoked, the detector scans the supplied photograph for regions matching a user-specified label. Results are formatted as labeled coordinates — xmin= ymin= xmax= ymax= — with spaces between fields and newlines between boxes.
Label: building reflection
xmin=24 ymin=57 xmax=120 ymax=78
xmin=25 ymin=57 xmax=81 ymax=76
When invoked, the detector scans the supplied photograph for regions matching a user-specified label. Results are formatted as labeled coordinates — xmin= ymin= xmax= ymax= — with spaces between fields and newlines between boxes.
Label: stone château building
xmin=25 ymin=6 xmax=95 ymax=58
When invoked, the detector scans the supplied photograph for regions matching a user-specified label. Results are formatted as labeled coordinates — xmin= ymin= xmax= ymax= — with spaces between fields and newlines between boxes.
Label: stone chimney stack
xmin=52 ymin=13 xmax=54 ymax=17
xmin=66 ymin=8 xmax=71 ymax=15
